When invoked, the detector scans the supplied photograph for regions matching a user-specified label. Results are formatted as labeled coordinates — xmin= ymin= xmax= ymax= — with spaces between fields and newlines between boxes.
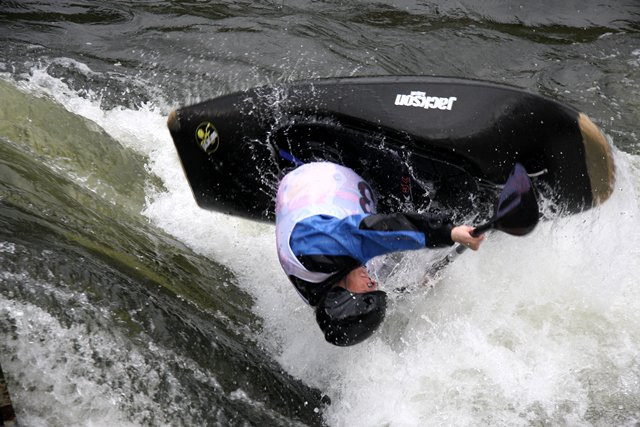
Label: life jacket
xmin=275 ymin=162 xmax=376 ymax=290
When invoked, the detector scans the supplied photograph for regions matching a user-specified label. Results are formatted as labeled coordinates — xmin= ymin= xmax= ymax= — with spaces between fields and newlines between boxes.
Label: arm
xmin=290 ymin=212 xmax=456 ymax=268
xmin=359 ymin=212 xmax=454 ymax=248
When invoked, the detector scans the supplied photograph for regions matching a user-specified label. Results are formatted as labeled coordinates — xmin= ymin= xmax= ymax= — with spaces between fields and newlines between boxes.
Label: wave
xmin=3 ymin=41 xmax=640 ymax=425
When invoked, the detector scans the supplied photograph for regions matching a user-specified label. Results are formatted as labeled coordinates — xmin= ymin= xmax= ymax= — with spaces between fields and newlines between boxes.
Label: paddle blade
xmin=493 ymin=163 xmax=539 ymax=236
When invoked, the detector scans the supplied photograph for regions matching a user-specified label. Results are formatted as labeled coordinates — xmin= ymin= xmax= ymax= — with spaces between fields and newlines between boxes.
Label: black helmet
xmin=316 ymin=287 xmax=387 ymax=346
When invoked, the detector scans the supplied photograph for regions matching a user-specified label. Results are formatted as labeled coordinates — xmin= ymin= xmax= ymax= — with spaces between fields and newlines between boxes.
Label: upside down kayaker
xmin=275 ymin=161 xmax=485 ymax=346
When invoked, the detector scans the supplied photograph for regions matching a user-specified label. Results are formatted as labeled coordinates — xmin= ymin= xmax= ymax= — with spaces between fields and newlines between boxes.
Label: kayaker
xmin=275 ymin=161 xmax=484 ymax=346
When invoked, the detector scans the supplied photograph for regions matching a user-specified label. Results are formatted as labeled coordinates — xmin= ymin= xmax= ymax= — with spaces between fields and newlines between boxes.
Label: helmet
xmin=316 ymin=287 xmax=387 ymax=346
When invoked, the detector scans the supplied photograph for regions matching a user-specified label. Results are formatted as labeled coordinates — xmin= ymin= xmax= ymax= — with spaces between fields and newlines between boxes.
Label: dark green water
xmin=1 ymin=1 xmax=639 ymax=426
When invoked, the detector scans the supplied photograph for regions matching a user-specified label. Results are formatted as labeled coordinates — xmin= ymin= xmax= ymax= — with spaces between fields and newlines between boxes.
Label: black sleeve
xmin=359 ymin=212 xmax=455 ymax=248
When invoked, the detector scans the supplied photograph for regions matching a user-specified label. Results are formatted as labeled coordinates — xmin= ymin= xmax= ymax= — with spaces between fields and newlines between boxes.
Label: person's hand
xmin=451 ymin=225 xmax=485 ymax=251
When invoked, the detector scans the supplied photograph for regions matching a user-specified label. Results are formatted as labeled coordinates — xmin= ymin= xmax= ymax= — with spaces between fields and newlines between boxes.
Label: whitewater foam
xmin=10 ymin=64 xmax=640 ymax=425
xmin=141 ymin=112 xmax=640 ymax=424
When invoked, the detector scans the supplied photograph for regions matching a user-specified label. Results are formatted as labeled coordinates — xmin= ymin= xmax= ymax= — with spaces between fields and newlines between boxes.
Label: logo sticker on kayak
xmin=395 ymin=91 xmax=457 ymax=111
xmin=195 ymin=121 xmax=219 ymax=154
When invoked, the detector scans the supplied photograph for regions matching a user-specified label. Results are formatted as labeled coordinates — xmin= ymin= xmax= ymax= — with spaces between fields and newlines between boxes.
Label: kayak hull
xmin=167 ymin=76 xmax=614 ymax=221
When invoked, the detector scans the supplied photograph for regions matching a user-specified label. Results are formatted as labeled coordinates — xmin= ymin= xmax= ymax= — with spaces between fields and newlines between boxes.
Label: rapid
xmin=1 ymin=1 xmax=639 ymax=425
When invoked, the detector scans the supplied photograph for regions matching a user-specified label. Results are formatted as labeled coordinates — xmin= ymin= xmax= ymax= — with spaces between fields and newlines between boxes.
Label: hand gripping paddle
xmin=455 ymin=162 xmax=539 ymax=255
xmin=403 ymin=163 xmax=540 ymax=291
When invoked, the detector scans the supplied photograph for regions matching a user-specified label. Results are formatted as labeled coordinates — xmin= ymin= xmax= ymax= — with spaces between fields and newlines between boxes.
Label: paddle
xmin=395 ymin=163 xmax=540 ymax=293
xmin=454 ymin=162 xmax=539 ymax=255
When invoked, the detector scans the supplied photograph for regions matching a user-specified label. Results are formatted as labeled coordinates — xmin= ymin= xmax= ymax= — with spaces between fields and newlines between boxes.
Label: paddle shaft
xmin=412 ymin=162 xmax=539 ymax=289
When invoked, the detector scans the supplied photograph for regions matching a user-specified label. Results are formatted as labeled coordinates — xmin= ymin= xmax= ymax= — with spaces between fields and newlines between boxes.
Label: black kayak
xmin=167 ymin=76 xmax=615 ymax=221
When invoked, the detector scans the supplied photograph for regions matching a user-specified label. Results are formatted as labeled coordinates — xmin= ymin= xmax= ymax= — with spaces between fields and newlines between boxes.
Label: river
xmin=1 ymin=1 xmax=639 ymax=425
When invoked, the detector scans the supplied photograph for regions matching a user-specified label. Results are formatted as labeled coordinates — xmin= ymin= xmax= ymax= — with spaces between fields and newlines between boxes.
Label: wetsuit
xmin=275 ymin=162 xmax=454 ymax=306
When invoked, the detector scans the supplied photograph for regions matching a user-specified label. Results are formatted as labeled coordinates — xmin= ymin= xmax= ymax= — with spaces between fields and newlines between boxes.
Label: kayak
xmin=167 ymin=76 xmax=615 ymax=221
